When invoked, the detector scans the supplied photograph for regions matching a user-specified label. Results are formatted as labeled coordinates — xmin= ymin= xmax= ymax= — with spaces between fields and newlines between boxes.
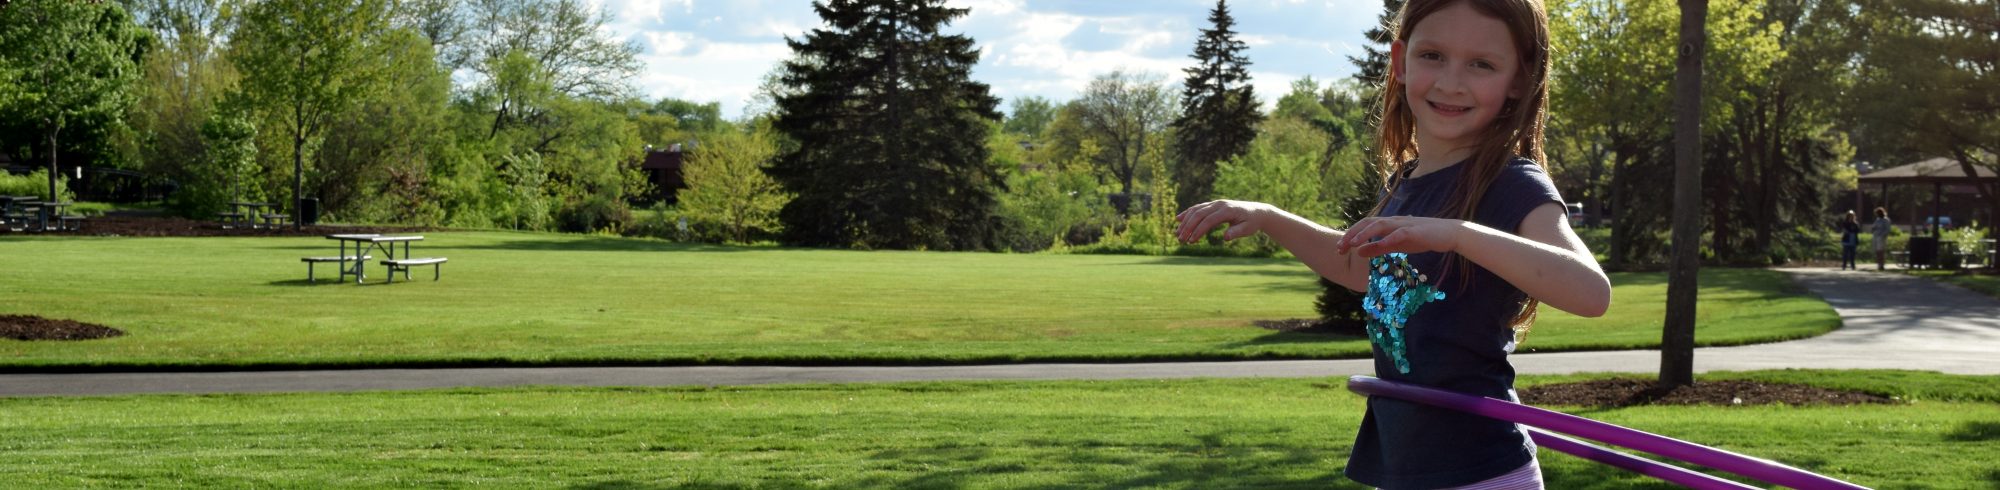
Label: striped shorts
xmin=1438 ymin=456 xmax=1543 ymax=490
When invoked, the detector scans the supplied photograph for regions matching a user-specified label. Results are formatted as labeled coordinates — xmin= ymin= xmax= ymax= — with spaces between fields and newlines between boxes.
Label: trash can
xmin=299 ymin=198 xmax=320 ymax=226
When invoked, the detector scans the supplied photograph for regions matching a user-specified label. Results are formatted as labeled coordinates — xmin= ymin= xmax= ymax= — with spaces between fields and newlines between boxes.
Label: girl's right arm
xmin=1176 ymin=200 xmax=1371 ymax=292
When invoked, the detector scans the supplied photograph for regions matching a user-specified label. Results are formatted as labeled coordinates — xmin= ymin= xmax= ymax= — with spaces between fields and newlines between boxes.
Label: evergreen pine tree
xmin=1170 ymin=0 xmax=1262 ymax=212
xmin=1321 ymin=0 xmax=1404 ymax=330
xmin=1347 ymin=0 xmax=1405 ymax=88
xmin=768 ymin=0 xmax=1003 ymax=250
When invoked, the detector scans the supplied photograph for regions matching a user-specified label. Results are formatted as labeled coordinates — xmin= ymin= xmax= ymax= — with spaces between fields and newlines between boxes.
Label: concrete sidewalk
xmin=4 ymin=268 xmax=1995 ymax=396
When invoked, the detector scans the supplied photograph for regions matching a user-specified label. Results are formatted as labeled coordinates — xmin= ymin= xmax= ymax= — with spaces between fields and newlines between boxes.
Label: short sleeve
xmin=1476 ymin=159 xmax=1565 ymax=235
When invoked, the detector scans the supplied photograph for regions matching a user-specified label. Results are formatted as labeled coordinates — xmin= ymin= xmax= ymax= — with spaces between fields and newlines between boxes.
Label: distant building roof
xmin=641 ymin=146 xmax=683 ymax=170
xmin=1858 ymin=157 xmax=1997 ymax=184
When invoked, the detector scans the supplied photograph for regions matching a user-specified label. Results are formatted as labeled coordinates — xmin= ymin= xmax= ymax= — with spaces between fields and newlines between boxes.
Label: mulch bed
xmin=1522 ymin=378 xmax=1895 ymax=407
xmin=0 ymin=315 xmax=125 ymax=341
xmin=1254 ymin=318 xmax=1367 ymax=337
xmin=1262 ymin=319 xmax=1892 ymax=407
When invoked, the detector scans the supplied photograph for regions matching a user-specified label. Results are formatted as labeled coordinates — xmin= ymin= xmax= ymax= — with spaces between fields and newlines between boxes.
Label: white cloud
xmin=643 ymin=31 xmax=694 ymax=55
xmin=632 ymin=41 xmax=792 ymax=117
xmin=585 ymin=0 xmax=1381 ymax=115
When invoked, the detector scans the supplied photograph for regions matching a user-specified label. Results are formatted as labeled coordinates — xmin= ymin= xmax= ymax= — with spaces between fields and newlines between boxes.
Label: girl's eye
xmin=1472 ymin=60 xmax=1495 ymax=70
xmin=1419 ymin=52 xmax=1443 ymax=61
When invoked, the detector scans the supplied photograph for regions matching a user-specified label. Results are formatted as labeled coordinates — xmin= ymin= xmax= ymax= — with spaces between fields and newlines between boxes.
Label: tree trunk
xmin=1660 ymin=0 xmax=1708 ymax=390
xmin=47 ymin=129 xmax=60 ymax=201
xmin=294 ymin=129 xmax=305 ymax=231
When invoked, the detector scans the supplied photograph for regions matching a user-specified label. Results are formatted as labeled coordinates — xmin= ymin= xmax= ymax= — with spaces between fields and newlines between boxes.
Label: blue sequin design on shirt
xmin=1360 ymin=253 xmax=1447 ymax=374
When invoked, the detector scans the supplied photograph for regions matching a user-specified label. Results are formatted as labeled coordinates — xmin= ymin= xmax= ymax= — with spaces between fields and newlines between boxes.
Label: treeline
xmin=1 ymin=0 xmax=1991 ymax=267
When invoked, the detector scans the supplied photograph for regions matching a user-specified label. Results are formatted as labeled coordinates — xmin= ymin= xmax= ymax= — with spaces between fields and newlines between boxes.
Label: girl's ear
xmin=1389 ymin=40 xmax=1407 ymax=84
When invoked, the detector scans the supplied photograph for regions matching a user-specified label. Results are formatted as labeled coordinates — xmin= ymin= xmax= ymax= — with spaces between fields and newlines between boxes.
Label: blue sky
xmin=586 ymin=0 xmax=1385 ymax=118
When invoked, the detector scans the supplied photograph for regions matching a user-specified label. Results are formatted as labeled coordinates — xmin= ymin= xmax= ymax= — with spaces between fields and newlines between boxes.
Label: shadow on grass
xmin=1946 ymin=421 xmax=2000 ymax=442
xmin=569 ymin=481 xmax=755 ymax=490
xmin=456 ymin=237 xmax=756 ymax=253
xmin=1226 ymin=329 xmax=1369 ymax=348
xmin=1541 ymin=457 xmax=1727 ymax=489
xmin=844 ymin=430 xmax=1352 ymax=489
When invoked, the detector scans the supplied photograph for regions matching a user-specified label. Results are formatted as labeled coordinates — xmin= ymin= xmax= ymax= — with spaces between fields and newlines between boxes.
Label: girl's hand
xmin=1335 ymin=216 xmax=1468 ymax=257
xmin=1175 ymin=200 xmax=1271 ymax=243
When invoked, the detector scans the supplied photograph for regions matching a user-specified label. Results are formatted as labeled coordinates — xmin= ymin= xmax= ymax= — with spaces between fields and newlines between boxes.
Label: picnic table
xmin=312 ymin=234 xmax=445 ymax=283
xmin=5 ymin=200 xmax=78 ymax=232
xmin=224 ymin=202 xmax=279 ymax=229
xmin=0 ymin=196 xmax=36 ymax=231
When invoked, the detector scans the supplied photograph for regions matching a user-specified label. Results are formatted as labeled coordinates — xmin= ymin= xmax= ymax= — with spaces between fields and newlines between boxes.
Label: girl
xmin=1175 ymin=0 xmax=1609 ymax=487
xmin=1871 ymin=207 xmax=1892 ymax=270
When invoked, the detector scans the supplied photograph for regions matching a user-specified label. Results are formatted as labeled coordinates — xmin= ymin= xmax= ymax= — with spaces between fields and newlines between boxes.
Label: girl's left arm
xmin=1337 ymin=202 xmax=1612 ymax=317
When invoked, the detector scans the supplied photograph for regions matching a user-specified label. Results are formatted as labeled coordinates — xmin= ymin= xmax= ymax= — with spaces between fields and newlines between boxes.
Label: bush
xmin=555 ymin=194 xmax=632 ymax=234
xmin=0 ymin=169 xmax=76 ymax=202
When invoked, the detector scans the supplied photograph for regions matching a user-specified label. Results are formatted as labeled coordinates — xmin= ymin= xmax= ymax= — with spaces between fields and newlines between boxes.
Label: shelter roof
xmin=1858 ymin=157 xmax=1997 ymax=185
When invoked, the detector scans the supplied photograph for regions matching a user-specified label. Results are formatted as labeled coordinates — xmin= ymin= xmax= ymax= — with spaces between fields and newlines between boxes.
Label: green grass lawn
xmin=1907 ymin=269 xmax=2000 ymax=301
xmin=0 ymin=231 xmax=1837 ymax=369
xmin=0 ymin=370 xmax=1991 ymax=488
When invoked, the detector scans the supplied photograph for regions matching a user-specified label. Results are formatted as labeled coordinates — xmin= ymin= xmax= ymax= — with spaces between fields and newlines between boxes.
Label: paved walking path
xmin=5 ymin=268 xmax=1995 ymax=396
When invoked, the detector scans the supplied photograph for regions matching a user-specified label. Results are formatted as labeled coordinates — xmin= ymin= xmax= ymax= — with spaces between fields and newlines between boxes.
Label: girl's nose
xmin=1436 ymin=67 xmax=1469 ymax=95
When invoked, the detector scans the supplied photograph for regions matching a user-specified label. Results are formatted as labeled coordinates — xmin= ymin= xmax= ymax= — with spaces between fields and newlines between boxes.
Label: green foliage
xmin=169 ymin=101 xmax=260 ymax=217
xmin=1213 ymin=119 xmax=1342 ymax=254
xmin=1170 ymin=0 xmax=1262 ymax=212
xmin=457 ymin=0 xmax=640 ymax=102
xmin=996 ymin=137 xmax=1108 ymax=252
xmin=770 ymin=0 xmax=1004 ymax=251
xmin=1272 ymin=77 xmax=1337 ymax=123
xmin=651 ymin=97 xmax=723 ymax=133
xmin=315 ymin=29 xmax=453 ymax=226
xmin=496 ymin=151 xmax=553 ymax=231
xmin=1849 ymin=0 xmax=2000 ymax=228
xmin=1003 ymin=95 xmax=1056 ymax=138
xmin=0 ymin=169 xmax=74 ymax=202
xmin=125 ymin=0 xmax=237 ymax=212
xmin=1945 ymin=223 xmax=1989 ymax=268
xmin=681 ymin=127 xmax=789 ymax=244
xmin=231 ymin=0 xmax=394 ymax=215
xmin=0 ymin=0 xmax=148 ymax=196
xmin=1072 ymin=70 xmax=1175 ymax=206
xmin=1126 ymin=138 xmax=1182 ymax=254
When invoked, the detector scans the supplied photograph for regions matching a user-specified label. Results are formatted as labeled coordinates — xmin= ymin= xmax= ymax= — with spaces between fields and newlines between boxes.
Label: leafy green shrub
xmin=555 ymin=194 xmax=632 ymax=234
xmin=0 ymin=169 xmax=75 ymax=202
xmin=1946 ymin=223 xmax=1989 ymax=268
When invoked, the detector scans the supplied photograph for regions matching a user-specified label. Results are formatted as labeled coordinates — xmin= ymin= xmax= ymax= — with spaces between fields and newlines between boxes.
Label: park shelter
xmin=1857 ymin=157 xmax=1996 ymax=235
xmin=1857 ymin=157 xmax=1998 ymax=267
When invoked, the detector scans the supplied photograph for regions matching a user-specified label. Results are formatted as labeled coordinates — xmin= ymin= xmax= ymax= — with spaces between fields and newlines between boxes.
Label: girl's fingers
xmin=1188 ymin=209 xmax=1235 ymax=243
xmin=1223 ymin=221 xmax=1260 ymax=241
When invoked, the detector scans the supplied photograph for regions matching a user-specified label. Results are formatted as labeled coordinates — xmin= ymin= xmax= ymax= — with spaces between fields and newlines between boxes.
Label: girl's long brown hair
xmin=1367 ymin=0 xmax=1553 ymax=340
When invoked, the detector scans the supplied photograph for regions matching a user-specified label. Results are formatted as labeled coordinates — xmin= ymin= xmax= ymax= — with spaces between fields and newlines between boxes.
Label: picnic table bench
xmin=315 ymin=234 xmax=446 ymax=283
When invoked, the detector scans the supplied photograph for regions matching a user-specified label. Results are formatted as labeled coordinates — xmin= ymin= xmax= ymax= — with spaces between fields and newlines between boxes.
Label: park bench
xmin=382 ymin=257 xmax=448 ymax=282
xmin=217 ymin=211 xmax=246 ymax=229
xmin=261 ymin=213 xmax=291 ymax=228
xmin=302 ymin=255 xmax=373 ymax=283
xmin=56 ymin=214 xmax=84 ymax=231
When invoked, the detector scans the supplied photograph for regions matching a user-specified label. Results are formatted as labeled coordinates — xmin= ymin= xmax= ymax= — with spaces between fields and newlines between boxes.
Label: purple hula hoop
xmin=1346 ymin=376 xmax=1870 ymax=490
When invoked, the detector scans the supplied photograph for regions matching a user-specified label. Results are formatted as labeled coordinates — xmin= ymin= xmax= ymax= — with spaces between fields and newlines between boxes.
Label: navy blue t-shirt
xmin=1344 ymin=157 xmax=1565 ymax=489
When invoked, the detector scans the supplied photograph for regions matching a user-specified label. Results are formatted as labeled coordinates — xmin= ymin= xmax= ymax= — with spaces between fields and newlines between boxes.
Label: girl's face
xmin=1391 ymin=1 xmax=1524 ymax=158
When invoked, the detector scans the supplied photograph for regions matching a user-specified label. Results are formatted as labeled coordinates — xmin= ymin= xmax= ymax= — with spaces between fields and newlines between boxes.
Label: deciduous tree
xmin=0 ymin=0 xmax=148 ymax=200
xmin=230 ymin=0 xmax=393 ymax=228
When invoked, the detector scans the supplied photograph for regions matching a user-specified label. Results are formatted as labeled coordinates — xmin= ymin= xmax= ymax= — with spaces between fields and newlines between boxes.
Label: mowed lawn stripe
xmin=1 ymin=232 xmax=1836 ymax=368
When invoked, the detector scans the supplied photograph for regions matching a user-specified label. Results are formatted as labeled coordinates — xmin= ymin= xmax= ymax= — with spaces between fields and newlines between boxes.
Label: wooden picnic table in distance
xmin=323 ymin=234 xmax=424 ymax=283
xmin=226 ymin=202 xmax=274 ymax=229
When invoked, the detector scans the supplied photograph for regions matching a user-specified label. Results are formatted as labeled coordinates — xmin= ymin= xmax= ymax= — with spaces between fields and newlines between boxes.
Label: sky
xmin=583 ymin=0 xmax=1385 ymax=119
